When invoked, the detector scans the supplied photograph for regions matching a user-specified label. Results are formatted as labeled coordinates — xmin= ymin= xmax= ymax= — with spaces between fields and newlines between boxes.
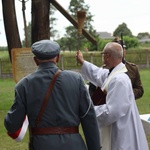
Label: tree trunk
xmin=2 ymin=0 xmax=22 ymax=61
xmin=31 ymin=0 xmax=50 ymax=44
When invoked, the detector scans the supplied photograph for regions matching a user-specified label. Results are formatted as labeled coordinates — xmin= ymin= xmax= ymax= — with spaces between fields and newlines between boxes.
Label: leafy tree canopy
xmin=58 ymin=0 xmax=97 ymax=51
xmin=123 ymin=36 xmax=139 ymax=49
xmin=137 ymin=32 xmax=150 ymax=39
xmin=113 ymin=22 xmax=133 ymax=37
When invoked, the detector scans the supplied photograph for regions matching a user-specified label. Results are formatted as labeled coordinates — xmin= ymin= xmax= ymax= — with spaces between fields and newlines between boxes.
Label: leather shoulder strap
xmin=35 ymin=70 xmax=61 ymax=127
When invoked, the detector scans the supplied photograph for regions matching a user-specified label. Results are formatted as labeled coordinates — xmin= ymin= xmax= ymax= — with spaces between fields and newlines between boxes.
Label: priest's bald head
xmin=76 ymin=42 xmax=123 ymax=69
xmin=101 ymin=42 xmax=123 ymax=69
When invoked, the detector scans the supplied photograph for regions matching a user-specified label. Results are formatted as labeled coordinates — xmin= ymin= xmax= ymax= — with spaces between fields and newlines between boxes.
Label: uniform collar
xmin=37 ymin=61 xmax=58 ymax=70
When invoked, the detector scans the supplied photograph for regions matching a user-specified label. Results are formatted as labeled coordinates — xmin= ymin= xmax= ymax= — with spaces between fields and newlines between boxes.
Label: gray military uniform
xmin=4 ymin=62 xmax=101 ymax=150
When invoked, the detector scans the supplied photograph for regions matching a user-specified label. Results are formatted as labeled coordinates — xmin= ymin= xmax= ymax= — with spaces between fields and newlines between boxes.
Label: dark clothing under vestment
xmin=89 ymin=61 xmax=144 ymax=100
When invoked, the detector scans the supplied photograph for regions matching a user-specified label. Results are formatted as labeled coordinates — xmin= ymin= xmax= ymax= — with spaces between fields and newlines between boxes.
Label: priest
xmin=76 ymin=42 xmax=149 ymax=150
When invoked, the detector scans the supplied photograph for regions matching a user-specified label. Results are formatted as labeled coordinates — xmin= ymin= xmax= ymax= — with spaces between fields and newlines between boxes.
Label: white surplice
xmin=81 ymin=61 xmax=149 ymax=150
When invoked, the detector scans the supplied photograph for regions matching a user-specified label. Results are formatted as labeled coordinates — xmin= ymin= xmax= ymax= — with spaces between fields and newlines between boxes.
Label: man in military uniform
xmin=113 ymin=37 xmax=144 ymax=99
xmin=4 ymin=40 xmax=101 ymax=150
xmin=89 ymin=37 xmax=144 ymax=100
xmin=125 ymin=60 xmax=144 ymax=99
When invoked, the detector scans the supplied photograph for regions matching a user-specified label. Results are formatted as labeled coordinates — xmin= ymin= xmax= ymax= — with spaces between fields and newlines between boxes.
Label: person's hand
xmin=76 ymin=50 xmax=84 ymax=65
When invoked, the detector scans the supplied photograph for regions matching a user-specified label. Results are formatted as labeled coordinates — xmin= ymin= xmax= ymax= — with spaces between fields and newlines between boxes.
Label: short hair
xmin=104 ymin=42 xmax=123 ymax=59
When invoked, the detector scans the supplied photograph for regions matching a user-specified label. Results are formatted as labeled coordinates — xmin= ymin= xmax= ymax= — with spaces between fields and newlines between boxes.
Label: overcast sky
xmin=0 ymin=0 xmax=150 ymax=46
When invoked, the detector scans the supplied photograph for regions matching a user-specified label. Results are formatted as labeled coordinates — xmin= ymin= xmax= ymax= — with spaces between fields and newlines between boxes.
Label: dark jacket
xmin=125 ymin=61 xmax=144 ymax=99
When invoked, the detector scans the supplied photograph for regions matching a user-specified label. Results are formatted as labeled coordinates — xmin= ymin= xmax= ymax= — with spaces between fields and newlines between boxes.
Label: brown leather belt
xmin=30 ymin=126 xmax=79 ymax=135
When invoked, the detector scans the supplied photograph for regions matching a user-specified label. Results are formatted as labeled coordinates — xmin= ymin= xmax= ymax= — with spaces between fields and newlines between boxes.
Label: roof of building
xmin=96 ymin=32 xmax=115 ymax=39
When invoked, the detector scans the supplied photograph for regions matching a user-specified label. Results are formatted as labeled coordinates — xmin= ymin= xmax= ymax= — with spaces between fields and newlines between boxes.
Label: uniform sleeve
xmin=126 ymin=62 xmax=144 ymax=100
xmin=4 ymin=86 xmax=26 ymax=135
xmin=79 ymin=75 xmax=101 ymax=150
xmin=132 ymin=67 xmax=144 ymax=99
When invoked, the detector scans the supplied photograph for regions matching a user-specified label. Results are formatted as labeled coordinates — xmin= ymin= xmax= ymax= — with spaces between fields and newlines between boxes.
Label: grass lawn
xmin=0 ymin=69 xmax=150 ymax=149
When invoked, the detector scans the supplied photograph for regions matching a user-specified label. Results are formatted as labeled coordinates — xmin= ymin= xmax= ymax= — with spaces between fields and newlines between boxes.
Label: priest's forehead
xmin=103 ymin=42 xmax=123 ymax=53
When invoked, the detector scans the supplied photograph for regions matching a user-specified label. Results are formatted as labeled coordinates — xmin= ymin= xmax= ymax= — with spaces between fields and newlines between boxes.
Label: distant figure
xmin=4 ymin=40 xmax=101 ymax=150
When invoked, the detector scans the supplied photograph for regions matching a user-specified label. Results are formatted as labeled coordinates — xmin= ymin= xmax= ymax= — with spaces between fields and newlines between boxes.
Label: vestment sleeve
xmin=81 ymin=61 xmax=108 ymax=87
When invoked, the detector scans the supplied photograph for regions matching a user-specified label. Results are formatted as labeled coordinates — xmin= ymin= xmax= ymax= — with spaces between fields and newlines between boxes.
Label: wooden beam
xmin=51 ymin=0 xmax=97 ymax=46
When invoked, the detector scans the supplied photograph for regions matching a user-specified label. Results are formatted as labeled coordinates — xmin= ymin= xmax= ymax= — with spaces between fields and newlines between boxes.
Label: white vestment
xmin=81 ymin=61 xmax=149 ymax=150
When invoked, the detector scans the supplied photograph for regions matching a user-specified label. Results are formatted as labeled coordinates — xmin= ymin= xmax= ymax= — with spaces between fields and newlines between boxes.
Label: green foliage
xmin=136 ymin=69 xmax=150 ymax=147
xmin=97 ymin=38 xmax=112 ymax=51
xmin=96 ymin=35 xmax=140 ymax=50
xmin=49 ymin=3 xmax=58 ymax=39
xmin=1 ymin=50 xmax=150 ymax=72
xmin=57 ymin=37 xmax=71 ymax=51
xmin=0 ymin=51 xmax=150 ymax=149
xmin=139 ymin=42 xmax=150 ymax=49
xmin=124 ymin=50 xmax=150 ymax=66
xmin=92 ymin=36 xmax=141 ymax=51
xmin=97 ymin=36 xmax=139 ymax=51
xmin=59 ymin=0 xmax=96 ymax=51
xmin=64 ymin=26 xmax=79 ymax=50
xmin=113 ymin=22 xmax=133 ymax=37
xmin=0 ymin=79 xmax=15 ymax=110
xmin=0 ymin=70 xmax=150 ymax=149
xmin=123 ymin=36 xmax=139 ymax=49
xmin=0 ymin=47 xmax=8 ymax=51
xmin=136 ymin=69 xmax=150 ymax=114
xmin=69 ymin=0 xmax=86 ymax=15
xmin=0 ymin=51 xmax=12 ymax=73
xmin=0 ymin=51 xmax=9 ymax=60
xmin=137 ymin=32 xmax=150 ymax=39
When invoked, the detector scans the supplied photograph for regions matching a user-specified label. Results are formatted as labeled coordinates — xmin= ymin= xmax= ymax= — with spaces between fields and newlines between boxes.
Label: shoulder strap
xmin=35 ymin=70 xmax=61 ymax=127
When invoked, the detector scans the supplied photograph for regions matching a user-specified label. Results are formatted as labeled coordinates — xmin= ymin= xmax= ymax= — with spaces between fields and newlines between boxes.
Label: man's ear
xmin=56 ymin=54 xmax=60 ymax=63
xmin=33 ymin=57 xmax=40 ymax=66
xmin=123 ymin=49 xmax=126 ymax=57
